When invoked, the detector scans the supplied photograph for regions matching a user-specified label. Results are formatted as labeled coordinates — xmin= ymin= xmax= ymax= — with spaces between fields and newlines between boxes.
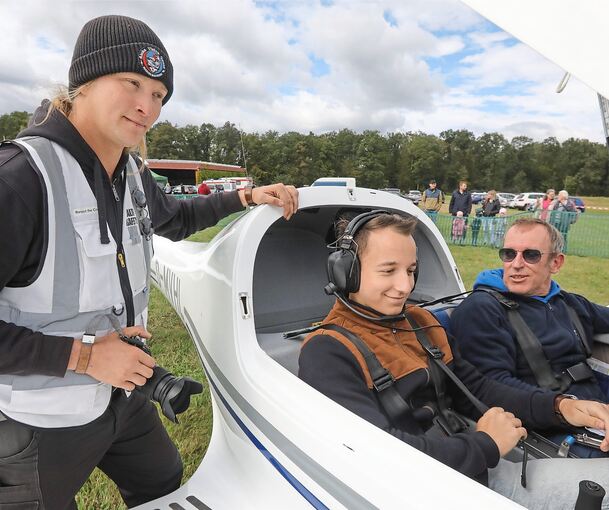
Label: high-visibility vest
xmin=0 ymin=136 xmax=152 ymax=427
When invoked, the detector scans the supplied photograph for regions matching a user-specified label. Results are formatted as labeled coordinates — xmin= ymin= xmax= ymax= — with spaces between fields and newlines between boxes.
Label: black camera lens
xmin=120 ymin=334 xmax=203 ymax=423
xmin=138 ymin=366 xmax=203 ymax=423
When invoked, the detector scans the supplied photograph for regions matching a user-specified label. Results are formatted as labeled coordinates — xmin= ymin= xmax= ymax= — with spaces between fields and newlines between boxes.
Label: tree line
xmin=2 ymin=110 xmax=608 ymax=195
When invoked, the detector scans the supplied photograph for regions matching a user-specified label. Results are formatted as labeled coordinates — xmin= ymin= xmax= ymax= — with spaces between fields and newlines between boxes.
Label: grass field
xmin=77 ymin=206 xmax=609 ymax=509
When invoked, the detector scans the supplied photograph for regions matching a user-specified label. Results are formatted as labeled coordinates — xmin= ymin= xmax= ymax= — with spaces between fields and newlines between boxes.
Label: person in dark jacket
xmin=298 ymin=212 xmax=609 ymax=510
xmin=0 ymin=15 xmax=297 ymax=510
xmin=449 ymin=180 xmax=472 ymax=245
xmin=448 ymin=180 xmax=472 ymax=217
xmin=452 ymin=218 xmax=609 ymax=457
xmin=480 ymin=189 xmax=501 ymax=245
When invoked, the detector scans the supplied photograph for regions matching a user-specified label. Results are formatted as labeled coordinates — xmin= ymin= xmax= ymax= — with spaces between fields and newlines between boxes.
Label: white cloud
xmin=0 ymin=0 xmax=605 ymax=143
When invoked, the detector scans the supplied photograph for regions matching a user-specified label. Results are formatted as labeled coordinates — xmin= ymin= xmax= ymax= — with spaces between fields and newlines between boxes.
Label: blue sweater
xmin=451 ymin=269 xmax=609 ymax=402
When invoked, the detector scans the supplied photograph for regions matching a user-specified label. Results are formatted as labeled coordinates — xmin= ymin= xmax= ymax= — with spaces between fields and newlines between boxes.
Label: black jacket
xmin=481 ymin=198 xmax=501 ymax=217
xmin=452 ymin=274 xmax=609 ymax=401
xmin=0 ymin=102 xmax=244 ymax=377
xmin=448 ymin=190 xmax=472 ymax=216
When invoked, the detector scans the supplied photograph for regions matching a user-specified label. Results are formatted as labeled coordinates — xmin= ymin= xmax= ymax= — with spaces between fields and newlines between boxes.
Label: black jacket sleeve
xmin=448 ymin=340 xmax=560 ymax=430
xmin=141 ymin=168 xmax=244 ymax=241
xmin=0 ymin=149 xmax=73 ymax=376
xmin=298 ymin=335 xmax=501 ymax=478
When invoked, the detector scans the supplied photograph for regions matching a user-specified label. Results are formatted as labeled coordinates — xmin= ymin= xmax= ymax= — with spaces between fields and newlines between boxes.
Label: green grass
xmin=78 ymin=211 xmax=609 ymax=508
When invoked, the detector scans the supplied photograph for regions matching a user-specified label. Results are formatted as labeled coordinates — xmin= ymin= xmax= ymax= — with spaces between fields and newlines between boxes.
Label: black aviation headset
xmin=324 ymin=209 xmax=419 ymax=323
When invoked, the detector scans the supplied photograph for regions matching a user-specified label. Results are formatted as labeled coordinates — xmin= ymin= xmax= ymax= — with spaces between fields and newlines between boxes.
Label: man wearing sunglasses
xmin=451 ymin=218 xmax=609 ymax=457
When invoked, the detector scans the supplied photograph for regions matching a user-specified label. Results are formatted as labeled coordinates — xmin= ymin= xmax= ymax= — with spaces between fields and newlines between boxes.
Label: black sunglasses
xmin=498 ymin=248 xmax=552 ymax=264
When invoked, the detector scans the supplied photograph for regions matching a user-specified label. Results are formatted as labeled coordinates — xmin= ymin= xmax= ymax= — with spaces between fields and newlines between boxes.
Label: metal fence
xmin=428 ymin=211 xmax=609 ymax=258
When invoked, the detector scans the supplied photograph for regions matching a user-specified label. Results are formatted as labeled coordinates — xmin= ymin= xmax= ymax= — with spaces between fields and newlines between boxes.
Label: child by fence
xmin=451 ymin=211 xmax=467 ymax=244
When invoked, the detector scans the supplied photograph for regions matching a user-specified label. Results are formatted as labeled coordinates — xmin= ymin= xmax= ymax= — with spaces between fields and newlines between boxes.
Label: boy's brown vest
xmin=303 ymin=300 xmax=453 ymax=389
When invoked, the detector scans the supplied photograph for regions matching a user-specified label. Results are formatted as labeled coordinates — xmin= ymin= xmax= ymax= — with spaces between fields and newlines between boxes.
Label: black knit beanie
xmin=69 ymin=15 xmax=173 ymax=104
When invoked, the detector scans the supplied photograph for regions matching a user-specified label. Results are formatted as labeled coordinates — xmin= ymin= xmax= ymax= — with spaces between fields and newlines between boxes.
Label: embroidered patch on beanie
xmin=138 ymin=47 xmax=166 ymax=78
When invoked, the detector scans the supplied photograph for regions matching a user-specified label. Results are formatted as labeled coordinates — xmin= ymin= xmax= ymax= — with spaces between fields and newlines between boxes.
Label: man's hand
xmin=240 ymin=183 xmax=299 ymax=220
xmin=559 ymin=398 xmax=609 ymax=451
xmin=476 ymin=407 xmax=527 ymax=457
xmin=82 ymin=326 xmax=156 ymax=391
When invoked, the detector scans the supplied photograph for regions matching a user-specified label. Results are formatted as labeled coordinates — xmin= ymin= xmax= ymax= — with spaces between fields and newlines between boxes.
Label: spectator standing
xmin=420 ymin=179 xmax=444 ymax=223
xmin=480 ymin=190 xmax=501 ymax=245
xmin=534 ymin=189 xmax=555 ymax=221
xmin=198 ymin=181 xmax=211 ymax=195
xmin=492 ymin=208 xmax=508 ymax=247
xmin=448 ymin=180 xmax=472 ymax=217
xmin=449 ymin=180 xmax=472 ymax=245
xmin=549 ymin=190 xmax=578 ymax=253
xmin=163 ymin=182 xmax=171 ymax=194
xmin=470 ymin=211 xmax=482 ymax=246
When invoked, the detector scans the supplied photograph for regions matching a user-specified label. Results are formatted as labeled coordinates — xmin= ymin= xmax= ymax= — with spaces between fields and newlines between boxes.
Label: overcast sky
xmin=0 ymin=0 xmax=604 ymax=143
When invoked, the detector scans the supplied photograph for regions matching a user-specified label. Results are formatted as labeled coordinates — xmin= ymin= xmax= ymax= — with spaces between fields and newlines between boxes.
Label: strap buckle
xmin=82 ymin=333 xmax=95 ymax=345
xmin=373 ymin=372 xmax=394 ymax=392
xmin=423 ymin=345 xmax=445 ymax=360
xmin=564 ymin=362 xmax=594 ymax=383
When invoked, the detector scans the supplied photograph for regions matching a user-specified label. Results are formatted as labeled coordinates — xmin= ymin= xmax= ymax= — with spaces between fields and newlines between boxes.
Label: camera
xmin=120 ymin=334 xmax=203 ymax=423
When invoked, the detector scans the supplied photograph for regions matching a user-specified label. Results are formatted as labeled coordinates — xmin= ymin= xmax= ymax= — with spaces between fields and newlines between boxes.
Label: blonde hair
xmin=40 ymin=83 xmax=148 ymax=169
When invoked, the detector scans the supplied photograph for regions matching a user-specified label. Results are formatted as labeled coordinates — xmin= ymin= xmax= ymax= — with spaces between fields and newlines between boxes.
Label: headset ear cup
xmin=328 ymin=250 xmax=356 ymax=294
xmin=412 ymin=262 xmax=419 ymax=292
xmin=347 ymin=255 xmax=360 ymax=294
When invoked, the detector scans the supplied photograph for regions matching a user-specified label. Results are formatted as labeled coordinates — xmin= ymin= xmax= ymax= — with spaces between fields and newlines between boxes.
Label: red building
xmin=146 ymin=159 xmax=246 ymax=185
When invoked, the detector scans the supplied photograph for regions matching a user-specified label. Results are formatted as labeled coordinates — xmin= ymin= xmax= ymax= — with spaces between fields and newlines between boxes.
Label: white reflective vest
xmin=0 ymin=136 xmax=152 ymax=427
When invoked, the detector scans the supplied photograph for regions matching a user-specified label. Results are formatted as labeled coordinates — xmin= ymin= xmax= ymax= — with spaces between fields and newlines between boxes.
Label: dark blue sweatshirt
xmin=451 ymin=269 xmax=609 ymax=402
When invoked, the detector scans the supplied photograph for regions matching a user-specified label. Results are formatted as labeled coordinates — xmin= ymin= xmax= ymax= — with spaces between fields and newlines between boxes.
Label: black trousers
xmin=0 ymin=390 xmax=182 ymax=509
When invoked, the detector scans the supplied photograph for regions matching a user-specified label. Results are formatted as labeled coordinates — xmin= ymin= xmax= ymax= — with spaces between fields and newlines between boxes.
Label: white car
xmin=511 ymin=192 xmax=544 ymax=210
xmin=497 ymin=193 xmax=516 ymax=208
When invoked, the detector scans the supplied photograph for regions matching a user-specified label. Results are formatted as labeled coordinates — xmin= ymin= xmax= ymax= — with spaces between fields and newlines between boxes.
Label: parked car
xmin=470 ymin=191 xmax=486 ymax=204
xmin=406 ymin=190 xmax=421 ymax=205
xmin=497 ymin=192 xmax=516 ymax=208
xmin=512 ymin=192 xmax=545 ymax=210
xmin=571 ymin=196 xmax=586 ymax=213
xmin=172 ymin=185 xmax=198 ymax=194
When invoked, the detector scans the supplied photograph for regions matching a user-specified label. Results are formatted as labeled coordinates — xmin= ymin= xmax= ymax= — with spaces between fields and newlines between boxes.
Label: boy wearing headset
xmin=298 ymin=210 xmax=609 ymax=509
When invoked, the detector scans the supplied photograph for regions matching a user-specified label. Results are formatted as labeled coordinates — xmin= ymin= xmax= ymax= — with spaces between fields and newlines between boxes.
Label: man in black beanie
xmin=0 ymin=14 xmax=298 ymax=510
xmin=69 ymin=15 xmax=174 ymax=104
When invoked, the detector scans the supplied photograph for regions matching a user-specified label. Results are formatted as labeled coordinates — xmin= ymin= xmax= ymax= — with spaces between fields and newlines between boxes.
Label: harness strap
xmin=564 ymin=300 xmax=592 ymax=357
xmin=406 ymin=312 xmax=488 ymax=417
xmin=476 ymin=287 xmax=567 ymax=391
xmin=320 ymin=324 xmax=411 ymax=425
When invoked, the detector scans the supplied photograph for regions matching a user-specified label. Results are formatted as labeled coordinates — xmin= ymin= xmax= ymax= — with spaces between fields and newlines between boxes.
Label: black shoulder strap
xmin=405 ymin=312 xmax=488 ymax=417
xmin=476 ymin=287 xmax=565 ymax=391
xmin=562 ymin=294 xmax=592 ymax=357
xmin=320 ymin=324 xmax=411 ymax=425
